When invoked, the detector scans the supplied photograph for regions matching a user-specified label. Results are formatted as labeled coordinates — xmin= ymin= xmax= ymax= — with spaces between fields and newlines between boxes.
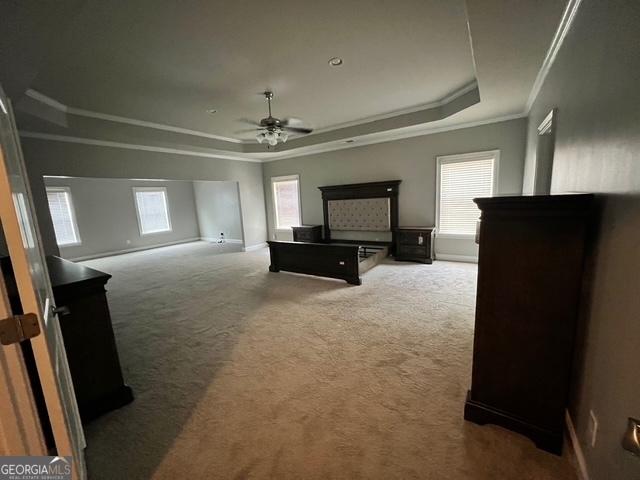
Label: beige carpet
xmin=81 ymin=241 xmax=577 ymax=480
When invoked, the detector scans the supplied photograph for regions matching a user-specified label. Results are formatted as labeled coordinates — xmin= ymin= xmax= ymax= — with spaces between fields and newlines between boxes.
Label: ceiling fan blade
xmin=234 ymin=128 xmax=262 ymax=134
xmin=282 ymin=117 xmax=305 ymax=126
xmin=283 ymin=126 xmax=313 ymax=134
xmin=237 ymin=118 xmax=261 ymax=126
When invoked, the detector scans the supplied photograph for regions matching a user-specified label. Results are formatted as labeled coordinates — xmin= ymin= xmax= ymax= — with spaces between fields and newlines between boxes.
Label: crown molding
xmin=24 ymin=89 xmax=243 ymax=143
xmin=20 ymin=112 xmax=527 ymax=164
xmin=526 ymin=0 xmax=583 ymax=112
xmin=24 ymin=89 xmax=68 ymax=112
xmin=263 ymin=112 xmax=527 ymax=162
xmin=306 ymin=81 xmax=478 ymax=137
xmin=19 ymin=131 xmax=261 ymax=163
xmin=25 ymin=82 xmax=479 ymax=148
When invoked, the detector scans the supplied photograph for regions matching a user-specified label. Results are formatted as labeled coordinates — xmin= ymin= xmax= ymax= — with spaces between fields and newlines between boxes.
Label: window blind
xmin=273 ymin=178 xmax=300 ymax=229
xmin=438 ymin=157 xmax=495 ymax=235
xmin=46 ymin=189 xmax=80 ymax=245
xmin=135 ymin=189 xmax=171 ymax=234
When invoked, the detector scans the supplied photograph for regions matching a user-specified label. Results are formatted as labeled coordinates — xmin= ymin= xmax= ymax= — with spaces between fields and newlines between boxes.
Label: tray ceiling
xmin=28 ymin=0 xmax=476 ymax=140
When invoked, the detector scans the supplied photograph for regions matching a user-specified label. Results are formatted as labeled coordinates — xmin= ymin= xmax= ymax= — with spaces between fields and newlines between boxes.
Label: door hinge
xmin=0 ymin=313 xmax=40 ymax=345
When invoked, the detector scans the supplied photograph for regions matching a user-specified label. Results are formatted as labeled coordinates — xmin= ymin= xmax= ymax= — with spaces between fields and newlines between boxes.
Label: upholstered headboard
xmin=318 ymin=180 xmax=401 ymax=250
xmin=328 ymin=198 xmax=391 ymax=231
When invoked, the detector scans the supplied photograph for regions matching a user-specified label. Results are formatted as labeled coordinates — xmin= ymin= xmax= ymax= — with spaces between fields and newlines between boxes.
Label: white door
xmin=0 ymin=87 xmax=86 ymax=478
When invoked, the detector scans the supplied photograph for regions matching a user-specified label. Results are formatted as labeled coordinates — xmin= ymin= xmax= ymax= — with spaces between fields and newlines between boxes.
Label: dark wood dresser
xmin=394 ymin=227 xmax=434 ymax=263
xmin=292 ymin=225 xmax=323 ymax=243
xmin=464 ymin=194 xmax=593 ymax=454
xmin=2 ymin=255 xmax=133 ymax=423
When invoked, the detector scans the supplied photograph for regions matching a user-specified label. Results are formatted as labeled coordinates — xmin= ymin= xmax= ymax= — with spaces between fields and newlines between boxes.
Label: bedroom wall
xmin=44 ymin=176 xmax=199 ymax=260
xmin=193 ymin=181 xmax=244 ymax=243
xmin=522 ymin=1 xmax=640 ymax=478
xmin=262 ymin=118 xmax=527 ymax=260
xmin=19 ymin=137 xmax=268 ymax=257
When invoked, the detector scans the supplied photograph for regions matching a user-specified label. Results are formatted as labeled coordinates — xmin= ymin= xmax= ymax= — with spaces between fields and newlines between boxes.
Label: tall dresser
xmin=1 ymin=255 xmax=133 ymax=424
xmin=464 ymin=194 xmax=593 ymax=454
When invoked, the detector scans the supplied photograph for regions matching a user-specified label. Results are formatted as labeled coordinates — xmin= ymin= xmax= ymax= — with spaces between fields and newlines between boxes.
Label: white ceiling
xmin=29 ymin=0 xmax=476 ymax=141
xmin=6 ymin=0 xmax=570 ymax=159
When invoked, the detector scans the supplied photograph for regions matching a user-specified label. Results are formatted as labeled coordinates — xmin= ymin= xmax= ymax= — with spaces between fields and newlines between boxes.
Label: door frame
xmin=0 ymin=90 xmax=86 ymax=478
xmin=0 ymin=265 xmax=46 ymax=455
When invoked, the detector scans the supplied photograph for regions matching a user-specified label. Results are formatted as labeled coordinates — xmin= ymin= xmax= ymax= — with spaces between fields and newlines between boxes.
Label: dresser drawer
xmin=292 ymin=225 xmax=323 ymax=243
xmin=294 ymin=230 xmax=313 ymax=242
xmin=395 ymin=227 xmax=434 ymax=263
xmin=398 ymin=230 xmax=429 ymax=246
xmin=397 ymin=245 xmax=428 ymax=257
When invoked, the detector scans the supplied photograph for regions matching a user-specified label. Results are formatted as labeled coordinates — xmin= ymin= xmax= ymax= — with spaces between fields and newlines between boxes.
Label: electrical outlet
xmin=588 ymin=410 xmax=598 ymax=447
xmin=126 ymin=240 xmax=131 ymax=245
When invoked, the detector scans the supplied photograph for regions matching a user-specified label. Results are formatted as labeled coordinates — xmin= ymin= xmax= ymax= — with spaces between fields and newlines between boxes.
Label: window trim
xmin=132 ymin=186 xmax=173 ymax=236
xmin=271 ymin=174 xmax=302 ymax=232
xmin=435 ymin=150 xmax=500 ymax=239
xmin=46 ymin=186 xmax=82 ymax=247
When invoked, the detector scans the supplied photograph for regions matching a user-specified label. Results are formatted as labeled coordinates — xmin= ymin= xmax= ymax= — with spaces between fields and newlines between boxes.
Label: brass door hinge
xmin=0 ymin=313 xmax=40 ymax=345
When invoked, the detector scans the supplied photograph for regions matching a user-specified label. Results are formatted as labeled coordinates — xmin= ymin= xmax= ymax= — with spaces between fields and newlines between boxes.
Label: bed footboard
xmin=267 ymin=241 xmax=361 ymax=285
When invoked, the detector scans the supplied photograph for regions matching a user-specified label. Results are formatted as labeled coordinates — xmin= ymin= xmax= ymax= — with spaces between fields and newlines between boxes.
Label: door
xmin=0 ymin=255 xmax=46 ymax=456
xmin=0 ymin=87 xmax=86 ymax=478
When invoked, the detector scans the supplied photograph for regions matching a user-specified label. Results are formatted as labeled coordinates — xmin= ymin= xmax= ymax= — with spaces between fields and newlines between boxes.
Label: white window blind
xmin=438 ymin=155 xmax=496 ymax=236
xmin=46 ymin=187 xmax=80 ymax=246
xmin=134 ymin=188 xmax=172 ymax=234
xmin=272 ymin=176 xmax=301 ymax=229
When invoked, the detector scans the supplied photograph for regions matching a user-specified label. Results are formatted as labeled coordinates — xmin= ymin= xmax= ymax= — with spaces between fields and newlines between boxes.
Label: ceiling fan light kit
xmin=256 ymin=129 xmax=288 ymax=146
xmin=241 ymin=91 xmax=313 ymax=146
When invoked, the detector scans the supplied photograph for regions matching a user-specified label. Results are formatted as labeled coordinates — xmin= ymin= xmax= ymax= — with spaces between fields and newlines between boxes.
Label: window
xmin=271 ymin=175 xmax=301 ymax=230
xmin=46 ymin=187 xmax=81 ymax=246
xmin=133 ymin=187 xmax=172 ymax=235
xmin=437 ymin=151 xmax=499 ymax=237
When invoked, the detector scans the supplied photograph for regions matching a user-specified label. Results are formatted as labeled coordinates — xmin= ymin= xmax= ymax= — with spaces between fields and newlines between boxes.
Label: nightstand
xmin=395 ymin=227 xmax=434 ymax=263
xmin=292 ymin=225 xmax=323 ymax=243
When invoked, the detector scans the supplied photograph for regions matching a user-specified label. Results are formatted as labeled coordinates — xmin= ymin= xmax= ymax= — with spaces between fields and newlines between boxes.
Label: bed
xmin=267 ymin=180 xmax=401 ymax=285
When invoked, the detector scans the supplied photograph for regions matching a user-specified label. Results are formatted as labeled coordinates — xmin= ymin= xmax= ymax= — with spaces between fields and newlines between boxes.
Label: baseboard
xmin=435 ymin=254 xmax=478 ymax=263
xmin=68 ymin=238 xmax=201 ymax=261
xmin=566 ymin=410 xmax=590 ymax=480
xmin=200 ymin=237 xmax=243 ymax=245
xmin=243 ymin=242 xmax=268 ymax=252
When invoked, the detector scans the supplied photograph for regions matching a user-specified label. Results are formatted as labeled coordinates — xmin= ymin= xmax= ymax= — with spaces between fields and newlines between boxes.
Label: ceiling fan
xmin=238 ymin=91 xmax=313 ymax=146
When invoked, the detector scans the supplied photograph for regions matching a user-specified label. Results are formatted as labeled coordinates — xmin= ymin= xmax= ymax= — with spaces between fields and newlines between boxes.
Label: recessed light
xmin=328 ymin=57 xmax=343 ymax=66
xmin=206 ymin=108 xmax=217 ymax=114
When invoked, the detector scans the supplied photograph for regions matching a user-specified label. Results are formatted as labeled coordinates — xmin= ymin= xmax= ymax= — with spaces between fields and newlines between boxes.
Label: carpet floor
xmin=81 ymin=241 xmax=577 ymax=480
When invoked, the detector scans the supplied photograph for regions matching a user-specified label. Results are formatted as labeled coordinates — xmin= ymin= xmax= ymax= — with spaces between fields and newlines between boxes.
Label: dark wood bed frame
xmin=319 ymin=179 xmax=401 ymax=253
xmin=268 ymin=180 xmax=401 ymax=284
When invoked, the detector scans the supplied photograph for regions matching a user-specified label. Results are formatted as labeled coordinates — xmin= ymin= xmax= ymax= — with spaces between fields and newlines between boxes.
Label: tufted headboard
xmin=328 ymin=198 xmax=391 ymax=231
xmin=318 ymin=180 xmax=401 ymax=252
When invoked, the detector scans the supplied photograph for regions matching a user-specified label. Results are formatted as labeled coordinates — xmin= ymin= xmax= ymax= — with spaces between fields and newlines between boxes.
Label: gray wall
xmin=523 ymin=1 xmax=640 ymax=478
xmin=193 ymin=181 xmax=243 ymax=242
xmin=19 ymin=138 xmax=268 ymax=257
xmin=262 ymin=118 xmax=527 ymax=259
xmin=43 ymin=176 xmax=199 ymax=260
